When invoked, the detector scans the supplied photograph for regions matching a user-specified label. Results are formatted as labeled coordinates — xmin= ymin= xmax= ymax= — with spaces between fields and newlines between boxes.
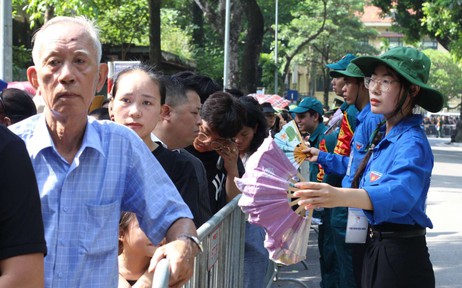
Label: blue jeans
xmin=244 ymin=222 xmax=270 ymax=288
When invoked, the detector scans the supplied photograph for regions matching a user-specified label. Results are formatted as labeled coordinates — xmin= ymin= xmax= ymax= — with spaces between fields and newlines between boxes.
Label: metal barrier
xmin=423 ymin=124 xmax=457 ymax=137
xmin=153 ymin=195 xmax=246 ymax=288
xmin=152 ymin=259 xmax=170 ymax=288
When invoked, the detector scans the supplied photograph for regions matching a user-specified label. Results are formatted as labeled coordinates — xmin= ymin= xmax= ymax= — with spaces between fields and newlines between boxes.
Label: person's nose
xmin=58 ymin=61 xmax=76 ymax=85
xmin=369 ymin=81 xmax=381 ymax=95
xmin=128 ymin=102 xmax=142 ymax=118
xmin=195 ymin=114 xmax=202 ymax=126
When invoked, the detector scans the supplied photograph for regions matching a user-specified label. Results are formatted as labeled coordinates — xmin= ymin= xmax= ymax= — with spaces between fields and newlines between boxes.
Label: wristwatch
xmin=177 ymin=234 xmax=203 ymax=253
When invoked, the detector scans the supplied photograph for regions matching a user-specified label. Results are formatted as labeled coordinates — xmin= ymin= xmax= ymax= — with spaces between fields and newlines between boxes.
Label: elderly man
xmin=10 ymin=16 xmax=199 ymax=288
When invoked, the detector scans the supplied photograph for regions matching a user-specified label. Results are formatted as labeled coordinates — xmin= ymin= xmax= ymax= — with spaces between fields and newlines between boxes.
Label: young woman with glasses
xmin=295 ymin=47 xmax=443 ymax=288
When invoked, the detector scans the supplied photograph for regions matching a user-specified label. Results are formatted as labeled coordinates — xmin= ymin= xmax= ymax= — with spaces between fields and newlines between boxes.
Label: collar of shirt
xmin=378 ymin=114 xmax=423 ymax=147
xmin=356 ymin=102 xmax=372 ymax=126
xmin=309 ymin=122 xmax=327 ymax=144
xmin=151 ymin=133 xmax=168 ymax=148
xmin=27 ymin=114 xmax=105 ymax=159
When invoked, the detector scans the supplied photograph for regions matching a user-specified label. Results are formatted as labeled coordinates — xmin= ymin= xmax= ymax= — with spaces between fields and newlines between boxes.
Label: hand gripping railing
xmin=152 ymin=195 xmax=246 ymax=288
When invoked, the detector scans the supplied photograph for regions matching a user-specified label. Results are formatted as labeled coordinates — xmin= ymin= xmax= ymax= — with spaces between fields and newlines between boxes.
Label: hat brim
xmin=329 ymin=70 xmax=363 ymax=79
xmin=262 ymin=108 xmax=276 ymax=113
xmin=325 ymin=63 xmax=344 ymax=70
xmin=352 ymin=56 xmax=444 ymax=113
xmin=289 ymin=107 xmax=309 ymax=114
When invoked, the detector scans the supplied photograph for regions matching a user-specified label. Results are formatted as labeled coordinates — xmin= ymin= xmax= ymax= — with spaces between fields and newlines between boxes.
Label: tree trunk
xmin=192 ymin=2 xmax=205 ymax=48
xmin=148 ymin=0 xmax=162 ymax=69
xmin=194 ymin=0 xmax=242 ymax=90
xmin=281 ymin=0 xmax=327 ymax=93
xmin=45 ymin=5 xmax=54 ymax=22
xmin=239 ymin=0 xmax=264 ymax=95
xmin=227 ymin=7 xmax=242 ymax=90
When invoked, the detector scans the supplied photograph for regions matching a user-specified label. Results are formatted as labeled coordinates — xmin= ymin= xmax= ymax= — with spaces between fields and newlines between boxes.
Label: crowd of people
xmin=422 ymin=114 xmax=460 ymax=139
xmin=0 ymin=15 xmax=446 ymax=288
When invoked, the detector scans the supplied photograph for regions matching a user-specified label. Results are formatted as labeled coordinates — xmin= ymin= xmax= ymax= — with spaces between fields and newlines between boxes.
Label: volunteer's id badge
xmin=345 ymin=208 xmax=368 ymax=243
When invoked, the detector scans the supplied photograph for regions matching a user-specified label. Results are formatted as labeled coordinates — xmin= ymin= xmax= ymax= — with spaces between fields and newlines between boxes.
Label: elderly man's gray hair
xmin=31 ymin=16 xmax=102 ymax=64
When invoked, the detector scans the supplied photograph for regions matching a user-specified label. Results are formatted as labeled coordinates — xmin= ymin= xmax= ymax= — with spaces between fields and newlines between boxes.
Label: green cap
xmin=289 ymin=97 xmax=324 ymax=115
xmin=329 ymin=63 xmax=364 ymax=79
xmin=352 ymin=46 xmax=444 ymax=113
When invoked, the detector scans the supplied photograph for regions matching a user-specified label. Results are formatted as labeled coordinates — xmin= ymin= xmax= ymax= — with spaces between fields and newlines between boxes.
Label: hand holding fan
xmin=235 ymin=137 xmax=313 ymax=265
xmin=274 ymin=120 xmax=309 ymax=169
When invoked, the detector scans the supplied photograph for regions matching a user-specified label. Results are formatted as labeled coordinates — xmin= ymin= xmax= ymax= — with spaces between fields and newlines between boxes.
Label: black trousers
xmin=361 ymin=235 xmax=435 ymax=288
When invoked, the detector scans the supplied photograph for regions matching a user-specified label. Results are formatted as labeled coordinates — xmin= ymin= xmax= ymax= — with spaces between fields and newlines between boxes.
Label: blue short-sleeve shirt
xmin=10 ymin=115 xmax=192 ymax=287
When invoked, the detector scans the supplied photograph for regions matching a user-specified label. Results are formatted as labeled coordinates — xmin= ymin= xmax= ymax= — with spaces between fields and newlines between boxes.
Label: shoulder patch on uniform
xmin=370 ymin=171 xmax=382 ymax=182
xmin=355 ymin=142 xmax=364 ymax=151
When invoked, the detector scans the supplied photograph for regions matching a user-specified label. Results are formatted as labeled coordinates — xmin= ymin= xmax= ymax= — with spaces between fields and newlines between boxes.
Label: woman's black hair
xmin=238 ymin=96 xmax=268 ymax=155
xmin=280 ymin=110 xmax=293 ymax=123
xmin=111 ymin=63 xmax=166 ymax=105
xmin=171 ymin=71 xmax=222 ymax=104
xmin=0 ymin=88 xmax=37 ymax=123
xmin=351 ymin=121 xmax=384 ymax=188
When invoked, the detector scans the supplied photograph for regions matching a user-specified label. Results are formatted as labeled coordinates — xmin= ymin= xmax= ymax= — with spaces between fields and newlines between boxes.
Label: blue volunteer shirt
xmin=360 ymin=115 xmax=433 ymax=228
xmin=317 ymin=103 xmax=384 ymax=188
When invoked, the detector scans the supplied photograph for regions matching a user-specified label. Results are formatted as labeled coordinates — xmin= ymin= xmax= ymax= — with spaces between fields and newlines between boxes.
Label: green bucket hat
xmin=352 ymin=46 xmax=444 ymax=113
xmin=329 ymin=63 xmax=364 ymax=78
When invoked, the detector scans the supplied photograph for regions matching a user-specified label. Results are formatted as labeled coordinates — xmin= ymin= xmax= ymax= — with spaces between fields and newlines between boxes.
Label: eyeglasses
xmin=0 ymin=92 xmax=9 ymax=117
xmin=197 ymin=132 xmax=235 ymax=153
xmin=364 ymin=77 xmax=400 ymax=92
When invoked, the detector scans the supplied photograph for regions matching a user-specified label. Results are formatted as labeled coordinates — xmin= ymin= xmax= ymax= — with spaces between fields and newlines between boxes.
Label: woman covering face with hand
xmin=295 ymin=47 xmax=443 ymax=288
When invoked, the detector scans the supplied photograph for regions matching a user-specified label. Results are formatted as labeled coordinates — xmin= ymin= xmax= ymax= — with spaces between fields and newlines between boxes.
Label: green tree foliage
xmin=421 ymin=1 xmax=462 ymax=59
xmin=12 ymin=45 xmax=31 ymax=81
xmin=12 ymin=0 xmax=193 ymax=62
xmin=424 ymin=49 xmax=462 ymax=110
xmin=272 ymin=0 xmax=378 ymax=105
xmin=161 ymin=9 xmax=193 ymax=60
xmin=311 ymin=0 xmax=378 ymax=106
xmin=373 ymin=0 xmax=462 ymax=59
xmin=372 ymin=1 xmax=462 ymax=141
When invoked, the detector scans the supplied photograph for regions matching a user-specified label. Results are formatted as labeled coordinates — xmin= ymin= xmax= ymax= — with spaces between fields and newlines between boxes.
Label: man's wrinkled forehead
xmin=34 ymin=23 xmax=98 ymax=62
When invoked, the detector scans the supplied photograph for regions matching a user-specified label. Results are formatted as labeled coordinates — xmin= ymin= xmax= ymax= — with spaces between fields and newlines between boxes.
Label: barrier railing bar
xmin=181 ymin=194 xmax=245 ymax=288
xmin=152 ymin=258 xmax=170 ymax=288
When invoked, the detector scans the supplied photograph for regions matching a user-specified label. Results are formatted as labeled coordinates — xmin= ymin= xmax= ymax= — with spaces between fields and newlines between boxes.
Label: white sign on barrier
xmin=207 ymin=228 xmax=220 ymax=270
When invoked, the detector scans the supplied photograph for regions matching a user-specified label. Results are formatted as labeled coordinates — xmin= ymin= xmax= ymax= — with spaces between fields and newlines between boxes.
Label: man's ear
xmin=160 ymin=104 xmax=172 ymax=121
xmin=409 ymin=85 xmax=421 ymax=98
xmin=108 ymin=98 xmax=115 ymax=121
xmin=96 ymin=63 xmax=108 ymax=93
xmin=27 ymin=66 xmax=39 ymax=89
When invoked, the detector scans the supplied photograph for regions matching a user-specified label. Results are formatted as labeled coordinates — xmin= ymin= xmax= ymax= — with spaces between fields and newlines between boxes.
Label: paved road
xmin=269 ymin=137 xmax=462 ymax=288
